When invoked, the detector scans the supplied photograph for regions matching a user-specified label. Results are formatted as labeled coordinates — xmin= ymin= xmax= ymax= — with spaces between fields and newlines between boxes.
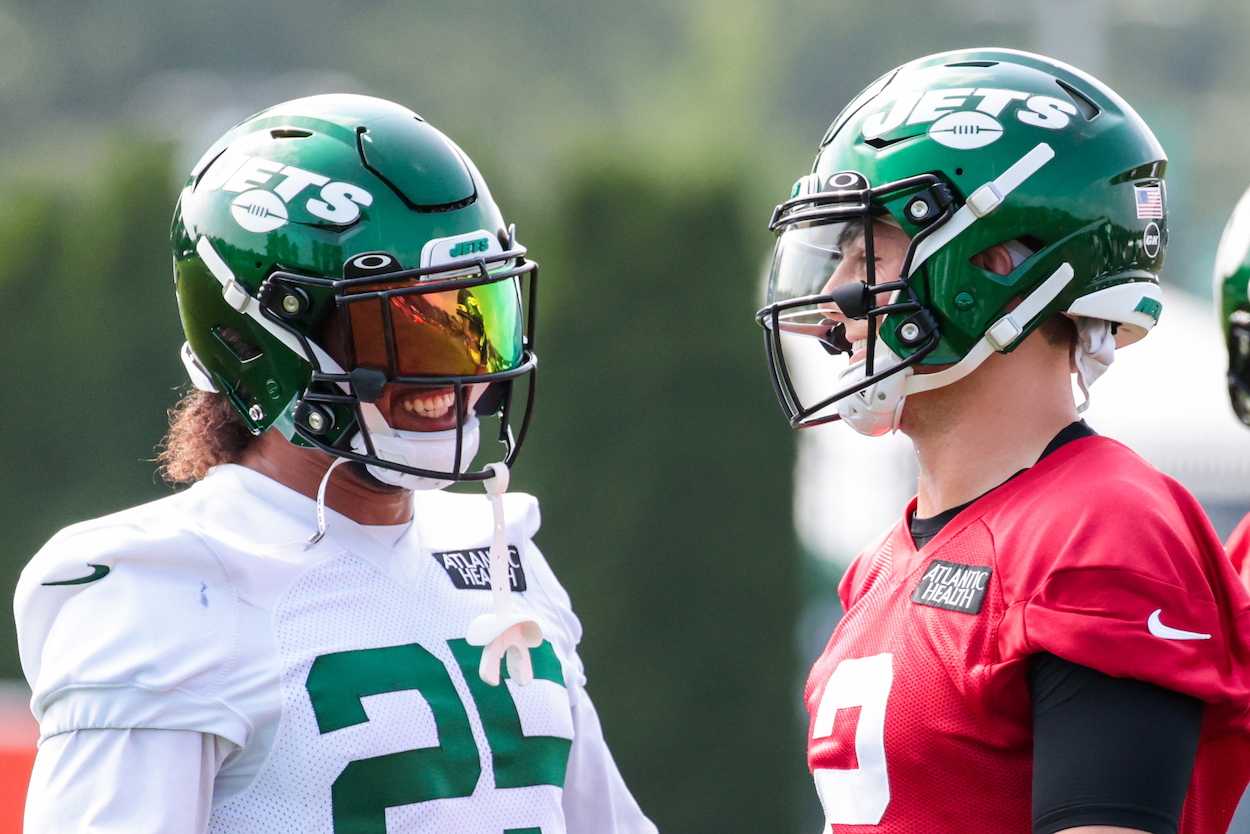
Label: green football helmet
xmin=172 ymin=94 xmax=537 ymax=487
xmin=757 ymin=48 xmax=1167 ymax=434
xmin=1217 ymin=185 xmax=1250 ymax=426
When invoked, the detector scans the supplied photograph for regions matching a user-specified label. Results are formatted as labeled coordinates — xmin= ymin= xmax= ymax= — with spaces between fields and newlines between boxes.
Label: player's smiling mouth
xmin=400 ymin=389 xmax=456 ymax=420
xmin=376 ymin=385 xmax=471 ymax=432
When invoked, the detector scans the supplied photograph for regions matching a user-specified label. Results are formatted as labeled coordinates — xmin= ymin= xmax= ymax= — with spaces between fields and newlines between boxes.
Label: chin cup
xmin=349 ymin=415 xmax=482 ymax=491
xmin=835 ymin=345 xmax=912 ymax=436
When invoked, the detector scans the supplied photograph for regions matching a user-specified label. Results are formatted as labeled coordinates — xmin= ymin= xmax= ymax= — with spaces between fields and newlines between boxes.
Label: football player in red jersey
xmin=1216 ymin=185 xmax=1250 ymax=587
xmin=757 ymin=49 xmax=1250 ymax=834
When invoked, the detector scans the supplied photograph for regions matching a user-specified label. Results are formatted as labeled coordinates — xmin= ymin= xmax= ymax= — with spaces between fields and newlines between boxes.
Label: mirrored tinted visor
xmin=342 ymin=272 xmax=525 ymax=378
xmin=765 ymin=218 xmax=869 ymax=345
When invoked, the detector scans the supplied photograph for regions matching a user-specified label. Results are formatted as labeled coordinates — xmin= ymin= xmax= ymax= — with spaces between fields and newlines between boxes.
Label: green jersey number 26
xmin=306 ymin=639 xmax=572 ymax=834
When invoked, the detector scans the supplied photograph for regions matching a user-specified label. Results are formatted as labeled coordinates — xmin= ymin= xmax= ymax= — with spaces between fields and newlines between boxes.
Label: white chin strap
xmin=350 ymin=402 xmax=481 ymax=491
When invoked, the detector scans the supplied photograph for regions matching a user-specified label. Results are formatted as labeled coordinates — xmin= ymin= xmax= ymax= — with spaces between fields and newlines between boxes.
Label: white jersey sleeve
xmin=25 ymin=728 xmax=231 ymax=833
xmin=14 ymin=506 xmax=249 ymax=746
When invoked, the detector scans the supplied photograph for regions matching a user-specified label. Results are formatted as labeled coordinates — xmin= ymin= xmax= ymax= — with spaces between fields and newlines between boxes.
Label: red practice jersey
xmin=1225 ymin=513 xmax=1250 ymax=590
xmin=806 ymin=436 xmax=1250 ymax=833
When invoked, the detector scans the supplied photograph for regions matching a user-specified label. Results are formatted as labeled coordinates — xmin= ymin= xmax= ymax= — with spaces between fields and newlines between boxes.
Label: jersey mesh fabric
xmin=208 ymin=551 xmax=572 ymax=833
xmin=806 ymin=436 xmax=1250 ymax=834
xmin=1225 ymin=512 xmax=1250 ymax=589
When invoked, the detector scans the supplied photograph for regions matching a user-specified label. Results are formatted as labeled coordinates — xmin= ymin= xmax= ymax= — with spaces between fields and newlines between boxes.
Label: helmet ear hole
xmin=212 ymin=326 xmax=263 ymax=362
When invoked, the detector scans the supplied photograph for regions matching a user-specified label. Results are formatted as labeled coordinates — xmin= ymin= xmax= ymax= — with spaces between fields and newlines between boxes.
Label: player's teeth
xmin=405 ymin=392 xmax=454 ymax=418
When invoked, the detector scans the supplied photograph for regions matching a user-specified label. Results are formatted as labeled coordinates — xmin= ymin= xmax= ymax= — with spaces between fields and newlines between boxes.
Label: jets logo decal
xmin=862 ymin=87 xmax=1079 ymax=150
xmin=199 ymin=152 xmax=374 ymax=233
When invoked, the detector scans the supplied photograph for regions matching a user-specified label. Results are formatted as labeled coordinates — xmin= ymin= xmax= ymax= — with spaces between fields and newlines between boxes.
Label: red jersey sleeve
xmin=1225 ymin=511 xmax=1250 ymax=590
xmin=995 ymin=439 xmax=1250 ymax=708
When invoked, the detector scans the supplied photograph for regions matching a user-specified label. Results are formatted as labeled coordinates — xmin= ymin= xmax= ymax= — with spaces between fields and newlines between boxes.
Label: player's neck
xmin=237 ymin=430 xmax=414 ymax=525
xmin=902 ymin=330 xmax=1079 ymax=519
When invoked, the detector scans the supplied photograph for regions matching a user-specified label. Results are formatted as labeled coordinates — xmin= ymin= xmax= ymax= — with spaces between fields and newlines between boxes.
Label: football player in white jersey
xmin=15 ymin=94 xmax=657 ymax=834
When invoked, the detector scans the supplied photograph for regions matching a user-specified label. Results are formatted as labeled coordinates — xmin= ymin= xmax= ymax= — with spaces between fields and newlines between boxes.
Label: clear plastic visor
xmin=340 ymin=271 xmax=525 ymax=379
xmin=765 ymin=218 xmax=869 ymax=342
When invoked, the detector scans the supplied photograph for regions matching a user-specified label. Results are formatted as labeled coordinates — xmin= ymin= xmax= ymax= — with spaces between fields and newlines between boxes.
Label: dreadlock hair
xmin=156 ymin=389 xmax=257 ymax=485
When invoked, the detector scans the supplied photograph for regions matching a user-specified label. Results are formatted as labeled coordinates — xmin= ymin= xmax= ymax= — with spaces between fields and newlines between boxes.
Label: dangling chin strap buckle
xmin=466 ymin=462 xmax=543 ymax=686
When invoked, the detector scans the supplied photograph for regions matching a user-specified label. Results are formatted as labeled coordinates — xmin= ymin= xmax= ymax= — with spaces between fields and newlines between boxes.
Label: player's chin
xmin=344 ymin=461 xmax=410 ymax=494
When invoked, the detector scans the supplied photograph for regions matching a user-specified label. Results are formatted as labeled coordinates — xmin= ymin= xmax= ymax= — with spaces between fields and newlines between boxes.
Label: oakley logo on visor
xmin=351 ymin=253 xmax=395 ymax=271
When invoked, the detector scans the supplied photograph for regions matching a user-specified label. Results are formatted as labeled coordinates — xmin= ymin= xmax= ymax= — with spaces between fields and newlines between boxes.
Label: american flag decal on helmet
xmin=1134 ymin=185 xmax=1163 ymax=219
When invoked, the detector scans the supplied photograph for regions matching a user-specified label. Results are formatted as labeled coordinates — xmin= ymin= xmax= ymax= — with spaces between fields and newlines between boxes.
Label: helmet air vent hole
xmin=864 ymin=134 xmax=912 ymax=150
xmin=1055 ymin=80 xmax=1100 ymax=120
xmin=955 ymin=168 xmax=964 ymax=176
xmin=270 ymin=128 xmax=313 ymax=139
xmin=212 ymin=326 xmax=263 ymax=362
xmin=945 ymin=61 xmax=998 ymax=67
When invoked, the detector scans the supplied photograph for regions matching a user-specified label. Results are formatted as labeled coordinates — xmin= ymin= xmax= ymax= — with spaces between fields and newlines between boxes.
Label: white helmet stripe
xmin=909 ymin=142 xmax=1056 ymax=277
xmin=180 ymin=341 xmax=219 ymax=392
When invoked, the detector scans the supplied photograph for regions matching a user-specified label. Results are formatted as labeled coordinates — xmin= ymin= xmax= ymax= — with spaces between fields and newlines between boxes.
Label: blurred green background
xmin=2 ymin=1 xmax=1250 ymax=831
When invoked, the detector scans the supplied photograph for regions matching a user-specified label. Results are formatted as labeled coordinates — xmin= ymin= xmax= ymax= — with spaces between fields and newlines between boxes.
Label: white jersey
xmin=16 ymin=464 xmax=655 ymax=834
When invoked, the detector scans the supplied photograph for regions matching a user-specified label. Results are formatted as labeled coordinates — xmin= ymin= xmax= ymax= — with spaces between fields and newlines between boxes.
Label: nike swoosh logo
xmin=42 ymin=564 xmax=110 ymax=586
xmin=1147 ymin=609 xmax=1211 ymax=641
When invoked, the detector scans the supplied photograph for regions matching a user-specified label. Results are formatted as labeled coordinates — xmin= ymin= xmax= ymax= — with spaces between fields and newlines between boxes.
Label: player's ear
xmin=969 ymin=244 xmax=1016 ymax=276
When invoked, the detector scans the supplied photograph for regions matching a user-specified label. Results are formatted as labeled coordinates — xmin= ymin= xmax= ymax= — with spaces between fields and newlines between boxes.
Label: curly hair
xmin=156 ymin=389 xmax=256 ymax=485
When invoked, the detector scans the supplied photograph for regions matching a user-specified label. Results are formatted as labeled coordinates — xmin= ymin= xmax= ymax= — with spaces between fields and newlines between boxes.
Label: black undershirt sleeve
xmin=1029 ymin=652 xmax=1204 ymax=834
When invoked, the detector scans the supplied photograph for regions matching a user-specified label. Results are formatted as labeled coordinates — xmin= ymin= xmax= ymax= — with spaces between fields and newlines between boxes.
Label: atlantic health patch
xmin=910 ymin=559 xmax=991 ymax=614
xmin=432 ymin=546 xmax=527 ymax=592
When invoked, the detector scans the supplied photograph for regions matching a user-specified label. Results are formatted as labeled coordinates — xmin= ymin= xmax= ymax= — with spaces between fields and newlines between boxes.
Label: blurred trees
xmin=0 ymin=138 xmax=186 ymax=672
xmin=513 ymin=167 xmax=801 ymax=832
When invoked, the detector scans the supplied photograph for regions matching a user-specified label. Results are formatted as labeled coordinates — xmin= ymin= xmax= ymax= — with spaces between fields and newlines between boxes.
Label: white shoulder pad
xmin=15 ymin=499 xmax=247 ymax=745
xmin=417 ymin=489 xmax=542 ymax=551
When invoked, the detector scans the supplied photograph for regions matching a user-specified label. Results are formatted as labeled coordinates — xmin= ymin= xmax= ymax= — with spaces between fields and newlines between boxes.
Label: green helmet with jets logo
xmin=757 ymin=48 xmax=1167 ymax=432
xmin=1216 ymin=185 xmax=1250 ymax=426
xmin=172 ymin=94 xmax=537 ymax=484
